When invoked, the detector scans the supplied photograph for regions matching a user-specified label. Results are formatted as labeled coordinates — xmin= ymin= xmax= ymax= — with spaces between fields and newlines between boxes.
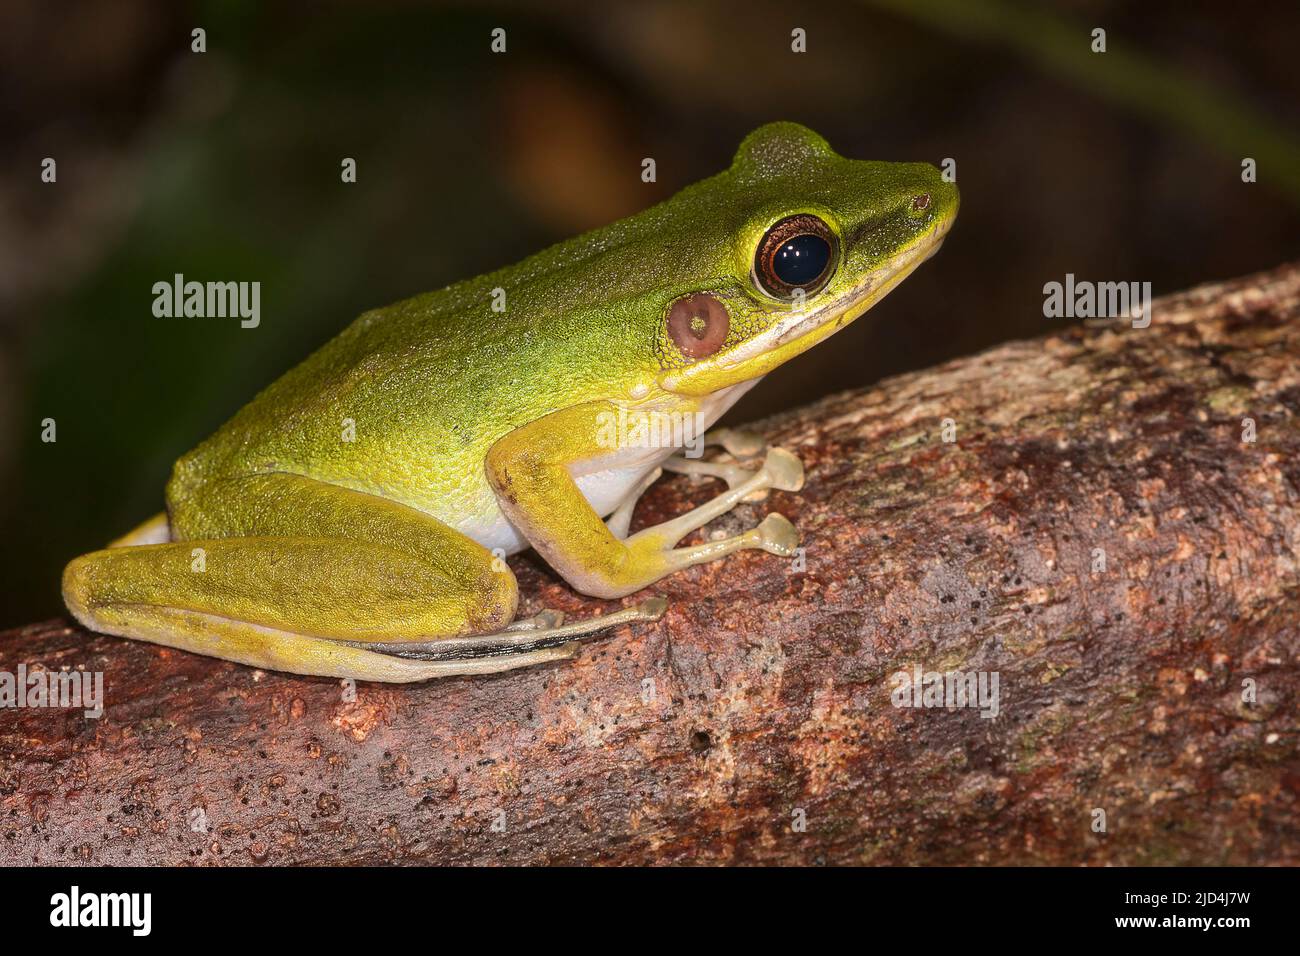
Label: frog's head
xmin=654 ymin=122 xmax=958 ymax=396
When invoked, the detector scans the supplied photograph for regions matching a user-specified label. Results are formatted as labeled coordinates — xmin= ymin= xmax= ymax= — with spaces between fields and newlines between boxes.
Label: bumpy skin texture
xmin=62 ymin=122 xmax=957 ymax=679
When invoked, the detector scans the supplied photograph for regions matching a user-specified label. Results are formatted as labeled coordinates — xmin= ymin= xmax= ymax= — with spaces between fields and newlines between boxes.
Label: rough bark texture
xmin=3 ymin=263 xmax=1300 ymax=866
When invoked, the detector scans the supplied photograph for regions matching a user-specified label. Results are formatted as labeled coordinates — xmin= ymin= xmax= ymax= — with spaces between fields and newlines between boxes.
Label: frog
xmin=62 ymin=122 xmax=958 ymax=682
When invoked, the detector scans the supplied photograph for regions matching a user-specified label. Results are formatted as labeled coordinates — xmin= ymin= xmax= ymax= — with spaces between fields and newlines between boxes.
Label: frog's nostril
xmin=911 ymin=193 xmax=931 ymax=212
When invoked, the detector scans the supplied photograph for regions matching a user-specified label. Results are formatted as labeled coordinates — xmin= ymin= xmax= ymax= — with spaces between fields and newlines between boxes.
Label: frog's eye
xmin=666 ymin=292 xmax=730 ymax=360
xmin=753 ymin=213 xmax=837 ymax=301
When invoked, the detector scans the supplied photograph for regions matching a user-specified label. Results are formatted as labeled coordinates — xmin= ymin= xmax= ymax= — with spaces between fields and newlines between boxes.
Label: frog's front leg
xmin=486 ymin=401 xmax=803 ymax=599
xmin=700 ymin=426 xmax=767 ymax=459
xmin=605 ymin=466 xmax=662 ymax=539
xmin=607 ymin=427 xmax=774 ymax=529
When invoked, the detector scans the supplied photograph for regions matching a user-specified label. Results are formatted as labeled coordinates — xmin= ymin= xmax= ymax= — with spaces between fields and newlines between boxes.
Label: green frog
xmin=63 ymin=122 xmax=958 ymax=681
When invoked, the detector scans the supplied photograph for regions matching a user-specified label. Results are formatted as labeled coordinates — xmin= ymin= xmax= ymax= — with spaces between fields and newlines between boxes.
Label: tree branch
xmin=3 ymin=262 xmax=1299 ymax=865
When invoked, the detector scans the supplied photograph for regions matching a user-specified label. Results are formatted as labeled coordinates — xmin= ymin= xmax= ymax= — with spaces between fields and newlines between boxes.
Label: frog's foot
xmin=652 ymin=512 xmax=799 ymax=577
xmin=665 ymin=431 xmax=785 ymax=501
xmin=364 ymin=597 xmax=667 ymax=661
xmin=627 ymin=447 xmax=802 ymax=577
xmin=607 ymin=433 xmax=789 ymax=540
xmin=666 ymin=441 xmax=803 ymax=503
xmin=663 ymin=453 xmax=756 ymax=492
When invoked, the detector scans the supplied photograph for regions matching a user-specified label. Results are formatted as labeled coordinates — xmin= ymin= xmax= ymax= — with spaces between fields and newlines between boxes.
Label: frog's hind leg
xmin=62 ymin=472 xmax=592 ymax=682
xmin=503 ymin=608 xmax=567 ymax=631
xmin=363 ymin=597 xmax=666 ymax=661
xmin=68 ymin=588 xmax=581 ymax=681
xmin=63 ymin=535 xmax=578 ymax=682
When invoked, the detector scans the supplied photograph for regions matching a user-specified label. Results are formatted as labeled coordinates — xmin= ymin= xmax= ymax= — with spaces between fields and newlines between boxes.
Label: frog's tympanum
xmin=64 ymin=123 xmax=958 ymax=681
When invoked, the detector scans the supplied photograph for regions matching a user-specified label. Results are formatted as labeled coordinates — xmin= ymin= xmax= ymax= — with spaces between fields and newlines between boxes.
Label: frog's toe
xmin=503 ymin=610 xmax=555 ymax=632
xmin=716 ymin=427 xmax=767 ymax=459
xmin=636 ymin=596 xmax=669 ymax=619
xmin=755 ymin=512 xmax=800 ymax=556
xmin=762 ymin=447 xmax=805 ymax=493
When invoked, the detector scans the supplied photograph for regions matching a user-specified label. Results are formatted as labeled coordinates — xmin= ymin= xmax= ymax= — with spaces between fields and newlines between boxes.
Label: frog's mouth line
xmin=717 ymin=216 xmax=953 ymax=371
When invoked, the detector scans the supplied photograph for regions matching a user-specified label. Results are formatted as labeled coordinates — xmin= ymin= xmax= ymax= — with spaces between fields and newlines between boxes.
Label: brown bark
xmin=3 ymin=262 xmax=1300 ymax=866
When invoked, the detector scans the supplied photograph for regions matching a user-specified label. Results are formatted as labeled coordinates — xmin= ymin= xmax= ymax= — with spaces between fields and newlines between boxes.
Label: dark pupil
xmin=772 ymin=234 xmax=830 ymax=288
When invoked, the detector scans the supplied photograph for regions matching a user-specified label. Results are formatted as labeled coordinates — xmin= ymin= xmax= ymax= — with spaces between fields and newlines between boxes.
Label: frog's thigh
xmin=62 ymin=537 xmax=548 ymax=681
xmin=178 ymin=471 xmax=513 ymax=618
xmin=63 ymin=475 xmax=526 ymax=680
xmin=188 ymin=470 xmax=522 ymax=634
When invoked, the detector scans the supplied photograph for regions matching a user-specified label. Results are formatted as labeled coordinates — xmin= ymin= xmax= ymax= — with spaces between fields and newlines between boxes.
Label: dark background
xmin=1 ymin=0 xmax=1297 ymax=625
